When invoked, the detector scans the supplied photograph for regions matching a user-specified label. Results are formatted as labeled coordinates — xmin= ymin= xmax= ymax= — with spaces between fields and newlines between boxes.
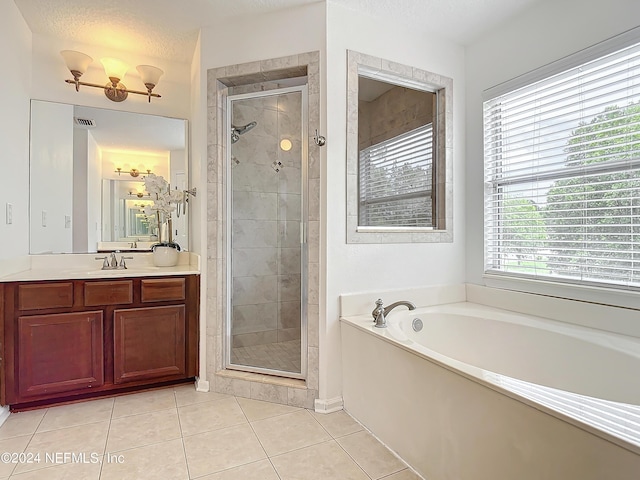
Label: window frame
xmin=482 ymin=27 xmax=640 ymax=306
xmin=346 ymin=50 xmax=453 ymax=244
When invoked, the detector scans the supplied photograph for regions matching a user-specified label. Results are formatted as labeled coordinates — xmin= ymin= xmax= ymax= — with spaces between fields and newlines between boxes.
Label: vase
xmin=158 ymin=218 xmax=172 ymax=244
xmin=152 ymin=217 xmax=180 ymax=267
xmin=152 ymin=244 xmax=180 ymax=267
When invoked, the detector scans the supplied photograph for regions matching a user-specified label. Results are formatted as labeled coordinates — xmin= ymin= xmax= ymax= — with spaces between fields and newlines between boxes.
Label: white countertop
xmin=0 ymin=252 xmax=200 ymax=282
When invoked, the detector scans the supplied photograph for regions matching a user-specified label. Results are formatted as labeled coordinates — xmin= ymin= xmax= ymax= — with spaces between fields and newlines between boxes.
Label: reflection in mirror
xmin=29 ymin=101 xmax=188 ymax=254
xmin=358 ymin=76 xmax=437 ymax=227
xmin=346 ymin=50 xmax=453 ymax=244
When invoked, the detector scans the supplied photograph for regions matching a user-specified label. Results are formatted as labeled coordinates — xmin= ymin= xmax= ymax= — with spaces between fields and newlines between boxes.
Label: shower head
xmin=233 ymin=121 xmax=257 ymax=135
xmin=231 ymin=121 xmax=257 ymax=143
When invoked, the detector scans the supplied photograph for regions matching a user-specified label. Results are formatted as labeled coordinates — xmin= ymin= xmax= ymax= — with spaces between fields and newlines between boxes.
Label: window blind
xmin=359 ymin=124 xmax=434 ymax=227
xmin=484 ymin=39 xmax=640 ymax=289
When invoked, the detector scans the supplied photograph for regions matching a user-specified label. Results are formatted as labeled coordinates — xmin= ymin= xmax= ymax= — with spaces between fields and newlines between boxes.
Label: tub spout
xmin=371 ymin=299 xmax=416 ymax=328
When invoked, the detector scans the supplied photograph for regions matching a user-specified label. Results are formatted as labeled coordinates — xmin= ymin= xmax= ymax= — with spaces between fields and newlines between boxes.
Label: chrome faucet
xmin=371 ymin=298 xmax=417 ymax=328
xmin=95 ymin=252 xmax=134 ymax=270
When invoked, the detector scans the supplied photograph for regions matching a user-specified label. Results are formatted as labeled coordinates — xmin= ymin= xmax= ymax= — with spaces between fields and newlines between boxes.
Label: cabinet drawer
xmin=85 ymin=281 xmax=133 ymax=306
xmin=141 ymin=278 xmax=186 ymax=303
xmin=18 ymin=283 xmax=73 ymax=310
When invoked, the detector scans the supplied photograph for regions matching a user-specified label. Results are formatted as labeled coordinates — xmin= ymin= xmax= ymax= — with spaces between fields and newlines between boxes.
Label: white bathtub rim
xmin=340 ymin=311 xmax=640 ymax=456
xmin=389 ymin=302 xmax=640 ymax=358
xmin=388 ymin=304 xmax=640 ymax=406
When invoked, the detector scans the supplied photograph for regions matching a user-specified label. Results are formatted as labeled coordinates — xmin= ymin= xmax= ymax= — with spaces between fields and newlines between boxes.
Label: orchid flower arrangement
xmin=143 ymin=173 xmax=184 ymax=247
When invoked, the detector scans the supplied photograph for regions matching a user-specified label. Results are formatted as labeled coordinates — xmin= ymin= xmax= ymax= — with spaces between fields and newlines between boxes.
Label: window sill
xmin=482 ymin=273 xmax=640 ymax=311
xmin=356 ymin=226 xmax=435 ymax=233
xmin=348 ymin=223 xmax=452 ymax=244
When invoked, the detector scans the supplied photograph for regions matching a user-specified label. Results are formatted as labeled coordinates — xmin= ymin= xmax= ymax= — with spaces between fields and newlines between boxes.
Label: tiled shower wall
xmin=358 ymin=86 xmax=435 ymax=150
xmin=230 ymin=92 xmax=303 ymax=352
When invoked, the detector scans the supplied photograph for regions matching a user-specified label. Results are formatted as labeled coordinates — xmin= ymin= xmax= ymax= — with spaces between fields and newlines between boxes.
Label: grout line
xmin=174 ymin=387 xmax=193 ymax=480
xmin=332 ymin=435 xmax=375 ymax=480
xmin=97 ymin=398 xmax=115 ymax=479
xmin=265 ymin=438 xmax=337 ymax=464
xmin=5 ymin=418 xmax=35 ymax=479
xmin=376 ymin=468 xmax=417 ymax=479
xmin=237 ymin=396 xmax=283 ymax=480
xmin=250 ymin=410 xmax=336 ymax=459
xmin=336 ymin=413 xmax=426 ymax=480
xmin=102 ymin=435 xmax=185 ymax=457
xmin=5 ymin=389 xmax=419 ymax=480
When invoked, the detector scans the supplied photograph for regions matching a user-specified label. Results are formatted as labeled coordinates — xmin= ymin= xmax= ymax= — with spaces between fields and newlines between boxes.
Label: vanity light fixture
xmin=61 ymin=50 xmax=163 ymax=103
xmin=128 ymin=191 xmax=151 ymax=198
xmin=132 ymin=201 xmax=152 ymax=209
xmin=115 ymin=168 xmax=153 ymax=178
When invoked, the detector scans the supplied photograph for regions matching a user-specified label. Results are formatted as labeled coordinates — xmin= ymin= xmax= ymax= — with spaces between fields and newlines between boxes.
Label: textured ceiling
xmin=329 ymin=0 xmax=541 ymax=45
xmin=13 ymin=0 xmax=542 ymax=63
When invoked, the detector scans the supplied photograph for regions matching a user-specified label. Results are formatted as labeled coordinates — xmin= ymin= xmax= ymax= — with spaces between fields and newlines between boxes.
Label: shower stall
xmin=225 ymin=84 xmax=308 ymax=379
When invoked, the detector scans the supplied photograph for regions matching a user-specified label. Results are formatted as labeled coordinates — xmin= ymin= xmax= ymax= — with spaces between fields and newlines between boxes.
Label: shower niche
xmin=226 ymin=84 xmax=308 ymax=379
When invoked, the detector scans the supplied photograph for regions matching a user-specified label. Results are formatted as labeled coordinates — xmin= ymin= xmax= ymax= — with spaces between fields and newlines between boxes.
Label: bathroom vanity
xmin=0 ymin=261 xmax=199 ymax=410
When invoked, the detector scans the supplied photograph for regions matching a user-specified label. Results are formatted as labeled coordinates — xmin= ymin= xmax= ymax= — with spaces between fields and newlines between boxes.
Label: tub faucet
xmin=371 ymin=299 xmax=416 ymax=328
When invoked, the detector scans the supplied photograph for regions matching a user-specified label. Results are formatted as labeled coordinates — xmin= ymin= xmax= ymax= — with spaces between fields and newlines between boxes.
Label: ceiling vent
xmin=74 ymin=117 xmax=96 ymax=128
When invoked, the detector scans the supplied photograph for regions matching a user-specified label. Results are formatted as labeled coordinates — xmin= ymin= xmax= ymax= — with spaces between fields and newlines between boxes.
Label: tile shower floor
xmin=231 ymin=340 xmax=301 ymax=373
xmin=0 ymin=384 xmax=422 ymax=480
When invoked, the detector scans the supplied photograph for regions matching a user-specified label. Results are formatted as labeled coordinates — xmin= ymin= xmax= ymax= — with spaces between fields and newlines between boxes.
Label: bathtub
xmin=341 ymin=299 xmax=640 ymax=480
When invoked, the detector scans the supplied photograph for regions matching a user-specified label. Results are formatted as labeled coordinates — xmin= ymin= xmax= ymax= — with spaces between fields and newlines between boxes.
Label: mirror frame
xmin=346 ymin=50 xmax=453 ymax=244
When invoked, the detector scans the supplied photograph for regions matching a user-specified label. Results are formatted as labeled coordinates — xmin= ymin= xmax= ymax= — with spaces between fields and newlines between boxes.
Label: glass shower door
xmin=226 ymin=85 xmax=307 ymax=378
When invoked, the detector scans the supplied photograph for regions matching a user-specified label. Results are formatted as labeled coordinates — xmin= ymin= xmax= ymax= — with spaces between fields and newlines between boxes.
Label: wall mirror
xmin=29 ymin=100 xmax=188 ymax=254
xmin=346 ymin=50 xmax=453 ymax=243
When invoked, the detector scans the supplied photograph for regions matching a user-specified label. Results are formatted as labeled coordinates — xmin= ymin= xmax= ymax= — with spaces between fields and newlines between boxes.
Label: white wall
xmin=189 ymin=32 xmax=204 ymax=257
xmin=73 ymin=130 xmax=102 ymax=252
xmin=0 ymin=1 xmax=31 ymax=265
xmin=170 ymin=149 xmax=187 ymax=249
xmin=29 ymin=101 xmax=73 ymax=254
xmin=465 ymin=0 xmax=640 ymax=288
xmin=72 ymin=129 xmax=89 ymax=251
xmin=0 ymin=20 xmax=191 ymax=260
xmin=194 ymin=2 xmax=326 ymax=389
xmin=325 ymin=3 xmax=467 ymax=400
xmin=31 ymin=33 xmax=190 ymax=119
xmin=87 ymin=133 xmax=101 ymax=249
xmin=189 ymin=31 xmax=207 ymax=386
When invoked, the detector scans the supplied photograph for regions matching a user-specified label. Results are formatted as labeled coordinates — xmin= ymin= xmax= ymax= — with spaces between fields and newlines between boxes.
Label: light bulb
xmin=280 ymin=138 xmax=293 ymax=151
xmin=101 ymin=57 xmax=129 ymax=83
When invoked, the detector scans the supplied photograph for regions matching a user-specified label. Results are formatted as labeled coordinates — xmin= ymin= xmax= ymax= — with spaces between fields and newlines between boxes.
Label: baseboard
xmin=0 ymin=406 xmax=10 ymax=427
xmin=195 ymin=377 xmax=210 ymax=392
xmin=314 ymin=396 xmax=344 ymax=414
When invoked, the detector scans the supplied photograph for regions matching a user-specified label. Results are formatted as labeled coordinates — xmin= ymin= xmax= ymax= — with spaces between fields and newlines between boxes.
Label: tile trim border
xmin=206 ymin=51 xmax=321 ymax=410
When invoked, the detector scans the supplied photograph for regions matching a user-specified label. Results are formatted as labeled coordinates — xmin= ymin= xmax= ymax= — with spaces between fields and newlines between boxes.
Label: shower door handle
xmin=300 ymin=222 xmax=306 ymax=245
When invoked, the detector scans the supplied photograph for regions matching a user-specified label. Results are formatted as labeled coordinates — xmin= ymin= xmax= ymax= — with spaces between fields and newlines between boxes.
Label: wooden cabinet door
xmin=18 ymin=311 xmax=104 ymax=398
xmin=113 ymin=305 xmax=186 ymax=384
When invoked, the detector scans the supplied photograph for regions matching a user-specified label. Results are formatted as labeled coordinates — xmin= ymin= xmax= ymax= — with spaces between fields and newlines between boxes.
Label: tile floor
xmin=0 ymin=384 xmax=422 ymax=479
xmin=231 ymin=340 xmax=302 ymax=373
